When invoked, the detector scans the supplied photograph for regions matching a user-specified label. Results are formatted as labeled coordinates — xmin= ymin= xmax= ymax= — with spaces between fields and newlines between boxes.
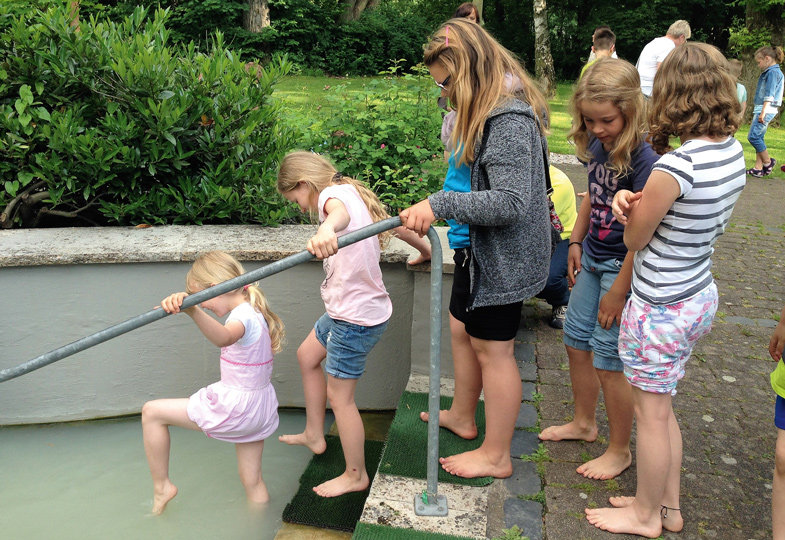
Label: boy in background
xmin=581 ymin=28 xmax=616 ymax=80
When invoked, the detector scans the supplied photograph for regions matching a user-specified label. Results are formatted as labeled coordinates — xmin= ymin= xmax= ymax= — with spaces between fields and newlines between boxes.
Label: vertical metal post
xmin=413 ymin=227 xmax=447 ymax=516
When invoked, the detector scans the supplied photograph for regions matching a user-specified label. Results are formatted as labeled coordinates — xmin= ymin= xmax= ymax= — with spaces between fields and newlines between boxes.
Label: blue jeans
xmin=536 ymin=237 xmax=570 ymax=308
xmin=314 ymin=313 xmax=389 ymax=379
xmin=563 ymin=252 xmax=626 ymax=372
xmin=748 ymin=110 xmax=777 ymax=153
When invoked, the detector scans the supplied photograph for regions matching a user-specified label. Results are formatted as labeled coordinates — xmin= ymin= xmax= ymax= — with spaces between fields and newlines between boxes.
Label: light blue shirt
xmin=443 ymin=147 xmax=470 ymax=249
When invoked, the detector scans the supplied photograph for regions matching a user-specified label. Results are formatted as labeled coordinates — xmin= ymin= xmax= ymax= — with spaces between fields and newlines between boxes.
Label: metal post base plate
xmin=413 ymin=493 xmax=448 ymax=516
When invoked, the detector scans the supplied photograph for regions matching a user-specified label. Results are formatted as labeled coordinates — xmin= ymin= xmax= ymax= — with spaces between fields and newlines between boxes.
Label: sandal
xmin=762 ymin=158 xmax=777 ymax=175
xmin=747 ymin=167 xmax=764 ymax=177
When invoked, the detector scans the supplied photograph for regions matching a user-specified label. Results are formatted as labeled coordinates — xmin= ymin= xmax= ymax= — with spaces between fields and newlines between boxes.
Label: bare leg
xmin=141 ymin=398 xmax=201 ymax=515
xmin=236 ymin=440 xmax=269 ymax=506
xmin=439 ymin=336 xmax=518 ymax=479
xmin=278 ymin=330 xmax=328 ymax=454
xmin=313 ymin=376 xmax=369 ymax=497
xmin=576 ymin=369 xmax=632 ymax=480
xmin=585 ymin=388 xmax=673 ymax=538
xmin=756 ymin=150 xmax=771 ymax=170
xmin=773 ymin=429 xmax=785 ymax=540
xmin=607 ymin=406 xmax=683 ymax=532
xmin=539 ymin=346 xmax=599 ymax=442
xmin=420 ymin=314 xmax=481 ymax=440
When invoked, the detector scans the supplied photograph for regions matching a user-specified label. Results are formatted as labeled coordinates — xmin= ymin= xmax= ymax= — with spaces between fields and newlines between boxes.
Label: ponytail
xmin=245 ymin=285 xmax=285 ymax=353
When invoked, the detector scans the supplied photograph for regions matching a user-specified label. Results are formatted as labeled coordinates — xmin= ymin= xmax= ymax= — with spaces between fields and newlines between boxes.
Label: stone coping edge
xmin=0 ymin=224 xmax=455 ymax=273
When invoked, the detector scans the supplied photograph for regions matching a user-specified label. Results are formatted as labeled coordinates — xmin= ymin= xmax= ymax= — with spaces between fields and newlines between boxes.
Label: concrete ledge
xmin=0 ymin=224 xmax=454 ymax=269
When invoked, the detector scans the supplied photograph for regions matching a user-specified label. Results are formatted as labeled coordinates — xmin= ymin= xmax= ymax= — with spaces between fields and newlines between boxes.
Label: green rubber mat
xmin=282 ymin=435 xmax=384 ymax=532
xmin=378 ymin=391 xmax=492 ymax=486
xmin=352 ymin=522 xmax=475 ymax=539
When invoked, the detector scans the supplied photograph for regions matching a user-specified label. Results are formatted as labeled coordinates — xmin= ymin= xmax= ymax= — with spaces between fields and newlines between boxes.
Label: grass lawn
xmin=274 ymin=75 xmax=785 ymax=180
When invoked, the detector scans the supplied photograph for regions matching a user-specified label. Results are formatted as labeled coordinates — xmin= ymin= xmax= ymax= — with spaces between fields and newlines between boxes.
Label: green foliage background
xmin=0 ymin=4 xmax=300 ymax=227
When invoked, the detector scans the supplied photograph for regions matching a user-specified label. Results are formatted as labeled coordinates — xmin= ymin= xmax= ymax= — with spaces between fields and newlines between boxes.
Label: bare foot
xmin=538 ymin=421 xmax=598 ymax=442
xmin=439 ymin=448 xmax=512 ymax=479
xmin=420 ymin=410 xmax=478 ymax=440
xmin=584 ymin=506 xmax=662 ymax=538
xmin=278 ymin=431 xmax=327 ymax=454
xmin=576 ymin=449 xmax=631 ymax=480
xmin=407 ymin=253 xmax=431 ymax=266
xmin=609 ymin=497 xmax=683 ymax=532
xmin=151 ymin=481 xmax=178 ymax=515
xmin=313 ymin=470 xmax=369 ymax=497
xmin=246 ymin=483 xmax=270 ymax=505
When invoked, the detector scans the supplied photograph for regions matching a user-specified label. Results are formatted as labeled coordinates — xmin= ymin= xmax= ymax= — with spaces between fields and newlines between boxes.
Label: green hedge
xmin=306 ymin=63 xmax=446 ymax=213
xmin=0 ymin=4 xmax=299 ymax=227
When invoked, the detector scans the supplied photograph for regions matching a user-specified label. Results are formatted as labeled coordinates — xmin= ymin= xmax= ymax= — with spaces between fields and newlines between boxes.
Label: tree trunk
xmin=474 ymin=0 xmax=484 ymax=24
xmin=244 ymin=0 xmax=270 ymax=32
xmin=533 ymin=0 xmax=555 ymax=97
xmin=69 ymin=1 xmax=80 ymax=31
xmin=745 ymin=0 xmax=784 ymax=47
xmin=342 ymin=0 xmax=379 ymax=22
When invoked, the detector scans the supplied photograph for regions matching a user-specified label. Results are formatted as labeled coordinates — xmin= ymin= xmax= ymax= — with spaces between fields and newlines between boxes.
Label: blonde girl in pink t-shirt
xmin=276 ymin=151 xmax=431 ymax=497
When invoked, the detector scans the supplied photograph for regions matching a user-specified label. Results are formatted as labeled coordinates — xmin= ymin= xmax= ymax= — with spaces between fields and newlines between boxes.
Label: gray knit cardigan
xmin=428 ymin=98 xmax=551 ymax=309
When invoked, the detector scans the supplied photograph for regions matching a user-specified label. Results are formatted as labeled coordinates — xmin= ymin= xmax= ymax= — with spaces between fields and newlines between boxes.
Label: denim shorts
xmin=619 ymin=283 xmax=717 ymax=395
xmin=314 ymin=313 xmax=388 ymax=379
xmin=747 ymin=109 xmax=777 ymax=153
xmin=563 ymin=252 xmax=626 ymax=372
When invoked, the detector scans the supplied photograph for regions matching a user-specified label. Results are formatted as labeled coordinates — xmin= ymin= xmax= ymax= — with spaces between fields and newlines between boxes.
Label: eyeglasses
xmin=435 ymin=75 xmax=451 ymax=90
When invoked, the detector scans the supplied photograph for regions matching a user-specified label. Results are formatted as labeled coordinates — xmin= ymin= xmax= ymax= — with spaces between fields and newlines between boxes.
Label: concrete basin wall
xmin=0 ymin=225 xmax=454 ymax=425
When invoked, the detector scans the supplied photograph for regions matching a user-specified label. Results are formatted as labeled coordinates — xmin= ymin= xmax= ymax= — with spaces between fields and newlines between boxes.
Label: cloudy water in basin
xmin=0 ymin=410 xmax=314 ymax=539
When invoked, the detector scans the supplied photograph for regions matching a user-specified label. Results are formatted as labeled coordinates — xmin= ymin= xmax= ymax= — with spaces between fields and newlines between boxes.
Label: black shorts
xmin=449 ymin=248 xmax=522 ymax=341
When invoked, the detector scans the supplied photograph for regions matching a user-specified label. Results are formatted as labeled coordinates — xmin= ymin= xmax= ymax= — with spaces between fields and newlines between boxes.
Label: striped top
xmin=631 ymin=137 xmax=746 ymax=305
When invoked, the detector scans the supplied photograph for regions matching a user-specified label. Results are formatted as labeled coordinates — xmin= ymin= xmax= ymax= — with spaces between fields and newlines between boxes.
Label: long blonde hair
xmin=568 ymin=58 xmax=646 ymax=175
xmin=186 ymin=251 xmax=285 ymax=353
xmin=276 ymin=151 xmax=392 ymax=245
xmin=423 ymin=18 xmax=548 ymax=167
xmin=648 ymin=42 xmax=741 ymax=155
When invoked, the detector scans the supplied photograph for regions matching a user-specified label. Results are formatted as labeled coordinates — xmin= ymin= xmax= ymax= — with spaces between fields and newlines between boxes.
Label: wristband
xmin=568 ymin=241 xmax=582 ymax=248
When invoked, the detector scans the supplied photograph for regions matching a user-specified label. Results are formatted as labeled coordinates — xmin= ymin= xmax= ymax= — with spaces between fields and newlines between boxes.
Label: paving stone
xmin=521 ymin=381 xmax=536 ymax=402
xmin=504 ymin=460 xmax=541 ymax=497
xmin=511 ymin=429 xmax=540 ymax=458
xmin=503 ymin=498 xmax=543 ymax=540
xmin=514 ymin=342 xmax=536 ymax=363
xmin=515 ymin=402 xmax=538 ymax=428
xmin=518 ymin=361 xmax=537 ymax=381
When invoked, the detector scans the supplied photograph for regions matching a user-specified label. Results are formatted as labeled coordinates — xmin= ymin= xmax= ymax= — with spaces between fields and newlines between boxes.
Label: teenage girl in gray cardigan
xmin=400 ymin=18 xmax=551 ymax=479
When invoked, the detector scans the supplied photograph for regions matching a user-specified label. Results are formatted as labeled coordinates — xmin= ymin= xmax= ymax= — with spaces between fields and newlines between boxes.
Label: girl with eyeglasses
xmin=400 ymin=18 xmax=551 ymax=479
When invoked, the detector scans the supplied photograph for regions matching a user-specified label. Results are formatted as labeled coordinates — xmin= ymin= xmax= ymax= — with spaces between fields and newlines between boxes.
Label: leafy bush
xmin=306 ymin=62 xmax=446 ymax=213
xmin=0 ymin=4 xmax=299 ymax=227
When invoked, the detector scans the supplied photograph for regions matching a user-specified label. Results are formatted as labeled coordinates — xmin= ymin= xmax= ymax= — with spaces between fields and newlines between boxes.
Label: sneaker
xmin=763 ymin=157 xmax=777 ymax=175
xmin=550 ymin=305 xmax=568 ymax=329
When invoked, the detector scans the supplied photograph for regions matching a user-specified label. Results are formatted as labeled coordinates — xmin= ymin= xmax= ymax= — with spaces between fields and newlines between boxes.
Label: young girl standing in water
xmin=539 ymin=58 xmax=659 ymax=481
xmin=276 ymin=151 xmax=430 ymax=497
xmin=400 ymin=18 xmax=552 ymax=479
xmin=587 ymin=42 xmax=745 ymax=537
xmin=142 ymin=251 xmax=285 ymax=515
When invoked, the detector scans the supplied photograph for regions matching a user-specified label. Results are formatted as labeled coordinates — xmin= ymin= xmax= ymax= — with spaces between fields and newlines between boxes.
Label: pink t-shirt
xmin=317 ymin=184 xmax=392 ymax=326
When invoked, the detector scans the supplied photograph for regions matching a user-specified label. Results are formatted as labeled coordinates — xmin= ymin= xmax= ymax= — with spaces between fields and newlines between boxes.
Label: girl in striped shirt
xmin=585 ymin=43 xmax=746 ymax=538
